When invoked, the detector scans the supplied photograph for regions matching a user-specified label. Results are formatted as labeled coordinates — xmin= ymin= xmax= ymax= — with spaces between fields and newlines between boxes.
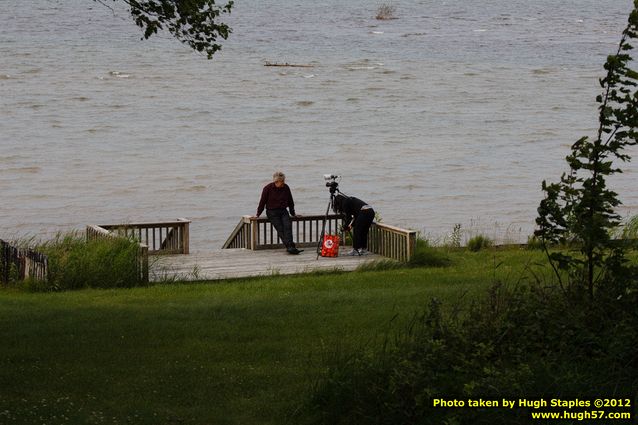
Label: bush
xmin=32 ymin=232 xmax=142 ymax=291
xmin=302 ymin=280 xmax=638 ymax=425
xmin=467 ymin=235 xmax=492 ymax=252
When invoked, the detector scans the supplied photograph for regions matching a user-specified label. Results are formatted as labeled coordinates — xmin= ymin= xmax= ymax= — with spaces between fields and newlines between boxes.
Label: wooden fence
xmin=90 ymin=218 xmax=191 ymax=255
xmin=222 ymin=215 xmax=417 ymax=262
xmin=0 ymin=239 xmax=48 ymax=284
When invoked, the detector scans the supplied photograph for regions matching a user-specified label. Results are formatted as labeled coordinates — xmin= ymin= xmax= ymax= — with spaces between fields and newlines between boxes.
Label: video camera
xmin=324 ymin=174 xmax=341 ymax=193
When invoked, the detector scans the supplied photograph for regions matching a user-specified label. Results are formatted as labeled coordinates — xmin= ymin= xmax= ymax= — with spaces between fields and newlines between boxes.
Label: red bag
xmin=320 ymin=234 xmax=340 ymax=257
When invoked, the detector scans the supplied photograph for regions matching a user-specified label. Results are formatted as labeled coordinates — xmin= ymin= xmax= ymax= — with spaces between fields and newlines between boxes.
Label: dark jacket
xmin=257 ymin=182 xmax=296 ymax=217
xmin=335 ymin=194 xmax=371 ymax=228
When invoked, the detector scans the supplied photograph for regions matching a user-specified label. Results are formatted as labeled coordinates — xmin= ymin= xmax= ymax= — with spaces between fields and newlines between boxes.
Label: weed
xmin=442 ymin=223 xmax=463 ymax=248
xmin=467 ymin=235 xmax=492 ymax=252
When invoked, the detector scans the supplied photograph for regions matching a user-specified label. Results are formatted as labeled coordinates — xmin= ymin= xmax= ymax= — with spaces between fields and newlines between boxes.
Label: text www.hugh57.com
xmin=432 ymin=398 xmax=634 ymax=422
xmin=531 ymin=410 xmax=632 ymax=421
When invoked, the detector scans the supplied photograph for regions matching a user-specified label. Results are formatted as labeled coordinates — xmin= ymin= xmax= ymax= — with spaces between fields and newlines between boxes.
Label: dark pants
xmin=266 ymin=209 xmax=295 ymax=248
xmin=353 ymin=208 xmax=375 ymax=250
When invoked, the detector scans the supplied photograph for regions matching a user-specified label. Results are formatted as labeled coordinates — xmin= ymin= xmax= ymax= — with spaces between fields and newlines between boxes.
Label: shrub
xmin=467 ymin=234 xmax=492 ymax=252
xmin=34 ymin=232 xmax=142 ymax=291
xmin=303 ymin=281 xmax=638 ymax=425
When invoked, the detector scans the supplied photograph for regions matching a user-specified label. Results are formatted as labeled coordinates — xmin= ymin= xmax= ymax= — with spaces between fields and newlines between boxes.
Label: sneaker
xmin=358 ymin=249 xmax=369 ymax=255
xmin=287 ymin=247 xmax=301 ymax=255
xmin=347 ymin=249 xmax=361 ymax=256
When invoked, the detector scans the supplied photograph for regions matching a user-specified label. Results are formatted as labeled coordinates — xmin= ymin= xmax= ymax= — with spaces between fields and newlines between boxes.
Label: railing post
xmin=139 ymin=244 xmax=149 ymax=283
xmin=178 ymin=218 xmax=191 ymax=254
xmin=407 ymin=231 xmax=417 ymax=262
xmin=247 ymin=216 xmax=257 ymax=250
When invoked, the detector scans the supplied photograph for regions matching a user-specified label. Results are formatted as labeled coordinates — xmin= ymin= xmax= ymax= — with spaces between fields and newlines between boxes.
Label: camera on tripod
xmin=324 ymin=174 xmax=340 ymax=193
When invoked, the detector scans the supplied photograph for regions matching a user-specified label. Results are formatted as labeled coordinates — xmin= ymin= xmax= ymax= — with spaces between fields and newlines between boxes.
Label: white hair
xmin=273 ymin=171 xmax=286 ymax=182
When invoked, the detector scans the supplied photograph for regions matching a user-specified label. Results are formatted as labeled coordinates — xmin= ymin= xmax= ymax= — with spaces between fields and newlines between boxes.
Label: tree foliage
xmin=97 ymin=0 xmax=234 ymax=59
xmin=535 ymin=0 xmax=638 ymax=300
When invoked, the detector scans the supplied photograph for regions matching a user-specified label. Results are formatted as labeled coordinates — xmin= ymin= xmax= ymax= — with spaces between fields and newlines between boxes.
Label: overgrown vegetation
xmin=29 ymin=232 xmax=142 ymax=291
xmin=302 ymin=278 xmax=638 ymax=425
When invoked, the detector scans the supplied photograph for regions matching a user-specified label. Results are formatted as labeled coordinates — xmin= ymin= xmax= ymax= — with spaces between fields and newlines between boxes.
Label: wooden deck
xmin=87 ymin=217 xmax=416 ymax=284
xmin=149 ymin=247 xmax=383 ymax=282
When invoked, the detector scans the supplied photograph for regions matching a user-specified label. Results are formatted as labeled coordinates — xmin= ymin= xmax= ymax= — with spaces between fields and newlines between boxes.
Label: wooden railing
xmin=0 ymin=239 xmax=48 ymax=283
xmin=223 ymin=215 xmax=418 ymax=262
xmin=223 ymin=215 xmax=344 ymax=250
xmin=368 ymin=223 xmax=417 ymax=263
xmin=92 ymin=218 xmax=191 ymax=255
xmin=86 ymin=225 xmax=149 ymax=283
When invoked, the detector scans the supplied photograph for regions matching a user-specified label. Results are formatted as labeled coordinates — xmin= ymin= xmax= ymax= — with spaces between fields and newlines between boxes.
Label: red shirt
xmin=257 ymin=182 xmax=296 ymax=216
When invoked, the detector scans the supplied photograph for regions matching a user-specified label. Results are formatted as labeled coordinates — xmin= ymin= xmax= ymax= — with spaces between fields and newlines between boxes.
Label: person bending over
xmin=256 ymin=171 xmax=302 ymax=255
xmin=333 ymin=193 xmax=375 ymax=256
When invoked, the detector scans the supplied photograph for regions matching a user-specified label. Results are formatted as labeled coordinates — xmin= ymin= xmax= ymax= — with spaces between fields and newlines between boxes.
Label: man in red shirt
xmin=256 ymin=171 xmax=302 ymax=255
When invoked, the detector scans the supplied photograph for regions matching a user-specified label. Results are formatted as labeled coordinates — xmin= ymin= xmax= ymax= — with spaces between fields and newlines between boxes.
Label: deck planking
xmin=149 ymin=247 xmax=384 ymax=282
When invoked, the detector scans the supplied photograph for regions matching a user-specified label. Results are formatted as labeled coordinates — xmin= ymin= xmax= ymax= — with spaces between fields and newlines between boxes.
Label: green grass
xmin=0 ymin=248 xmax=545 ymax=424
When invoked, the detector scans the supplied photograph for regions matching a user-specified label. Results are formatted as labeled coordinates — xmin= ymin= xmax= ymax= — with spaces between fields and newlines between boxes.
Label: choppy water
xmin=1 ymin=0 xmax=637 ymax=247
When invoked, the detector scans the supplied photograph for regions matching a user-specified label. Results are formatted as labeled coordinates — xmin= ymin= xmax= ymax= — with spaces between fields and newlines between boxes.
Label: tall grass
xmin=619 ymin=214 xmax=638 ymax=239
xmin=467 ymin=234 xmax=493 ymax=252
xmin=408 ymin=238 xmax=451 ymax=267
xmin=30 ymin=232 xmax=142 ymax=291
xmin=356 ymin=238 xmax=450 ymax=272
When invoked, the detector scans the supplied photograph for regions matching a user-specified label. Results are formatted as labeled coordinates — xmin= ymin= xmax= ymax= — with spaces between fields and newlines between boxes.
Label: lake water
xmin=1 ymin=0 xmax=637 ymax=248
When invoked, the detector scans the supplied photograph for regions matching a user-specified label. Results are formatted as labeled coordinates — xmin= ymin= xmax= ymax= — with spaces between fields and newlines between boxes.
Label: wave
xmin=185 ymin=185 xmax=208 ymax=192
xmin=1 ymin=166 xmax=41 ymax=174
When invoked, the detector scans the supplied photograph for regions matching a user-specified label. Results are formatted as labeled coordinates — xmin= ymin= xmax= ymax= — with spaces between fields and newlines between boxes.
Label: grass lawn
xmin=0 ymin=248 xmax=545 ymax=425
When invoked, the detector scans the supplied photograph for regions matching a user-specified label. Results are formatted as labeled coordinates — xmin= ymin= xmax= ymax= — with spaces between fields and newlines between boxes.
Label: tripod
xmin=316 ymin=186 xmax=339 ymax=259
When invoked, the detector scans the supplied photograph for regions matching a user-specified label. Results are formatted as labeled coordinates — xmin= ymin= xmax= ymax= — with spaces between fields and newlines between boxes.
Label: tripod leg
xmin=316 ymin=198 xmax=333 ymax=259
